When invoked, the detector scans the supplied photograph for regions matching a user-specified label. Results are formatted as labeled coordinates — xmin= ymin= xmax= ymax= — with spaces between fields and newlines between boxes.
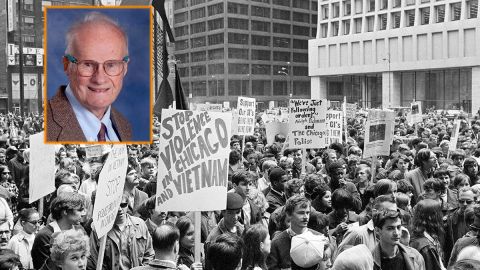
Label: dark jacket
xmin=447 ymin=235 xmax=479 ymax=267
xmin=128 ymin=188 xmax=148 ymax=217
xmin=372 ymin=243 xmax=425 ymax=270
xmin=444 ymin=208 xmax=469 ymax=260
xmin=410 ymin=235 xmax=444 ymax=270
xmin=46 ymin=86 xmax=132 ymax=142
xmin=266 ymin=188 xmax=286 ymax=214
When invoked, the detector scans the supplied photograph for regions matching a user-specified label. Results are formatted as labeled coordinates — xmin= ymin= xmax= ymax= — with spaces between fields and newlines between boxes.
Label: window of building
xmin=421 ymin=0 xmax=430 ymax=3
xmin=208 ymin=3 xmax=224 ymax=16
xmin=228 ymin=18 xmax=249 ymax=30
xmin=343 ymin=20 xmax=351 ymax=34
xmin=392 ymin=12 xmax=401 ymax=28
xmin=273 ymin=51 xmax=290 ymax=62
xmin=380 ymin=0 xmax=388 ymax=10
xmin=227 ymin=2 xmax=248 ymax=15
xmin=191 ymin=51 xmax=206 ymax=62
xmin=293 ymin=39 xmax=308 ymax=49
xmin=368 ymin=0 xmax=375 ymax=12
xmin=208 ymin=63 xmax=224 ymax=74
xmin=191 ymin=0 xmax=205 ymax=6
xmin=182 ymin=82 xmax=190 ymax=96
xmin=252 ymin=6 xmax=271 ymax=17
xmin=273 ymin=81 xmax=288 ymax=95
xmin=313 ymin=1 xmax=318 ymax=10
xmin=208 ymin=48 xmax=224 ymax=60
xmin=273 ymin=8 xmax=291 ymax=20
xmin=208 ymin=33 xmax=224 ymax=45
xmin=273 ymin=23 xmax=291 ymax=34
xmin=252 ymin=80 xmax=271 ymax=96
xmin=175 ymin=25 xmax=189 ymax=37
xmin=273 ymin=37 xmax=290 ymax=47
xmin=175 ymin=12 xmax=188 ymax=23
xmin=293 ymin=0 xmax=309 ymax=9
xmin=321 ymin=5 xmax=329 ymax=20
xmin=467 ymin=0 xmax=478 ymax=18
xmin=435 ymin=5 xmax=445 ymax=23
xmin=252 ymin=20 xmax=271 ymax=32
xmin=208 ymin=18 xmax=224 ymax=30
xmin=192 ymin=81 xmax=207 ymax=96
xmin=312 ymin=27 xmax=317 ymax=37
xmin=252 ymin=0 xmax=271 ymax=3
xmin=273 ymin=0 xmax=290 ymax=7
xmin=191 ymin=7 xmax=206 ymax=20
xmin=331 ymin=21 xmax=340 ymax=36
xmin=228 ymin=48 xmax=249 ymax=59
xmin=191 ymin=36 xmax=206 ymax=48
xmin=273 ymin=65 xmax=288 ymax=75
xmin=355 ymin=0 xmax=363 ymax=13
xmin=293 ymin=12 xmax=310 ymax=22
xmin=293 ymin=53 xmax=308 ymax=62
xmin=179 ymin=67 xmax=189 ymax=77
xmin=312 ymin=15 xmax=318 ymax=24
xmin=332 ymin=3 xmax=340 ymax=17
xmin=321 ymin=23 xmax=328 ymax=37
xmin=379 ymin=14 xmax=387 ymax=30
xmin=174 ymin=0 xmax=187 ymax=10
xmin=252 ymin=64 xmax=271 ymax=74
xmin=293 ymin=25 xmax=310 ymax=36
xmin=175 ymin=39 xmax=189 ymax=50
xmin=191 ymin=66 xmax=206 ymax=77
xmin=252 ymin=35 xmax=271 ymax=46
xmin=451 ymin=3 xmax=461 ymax=20
xmin=344 ymin=0 xmax=351 ymax=15
xmin=228 ymin=33 xmax=249 ymax=44
xmin=208 ymin=79 xmax=225 ymax=96
xmin=420 ymin=8 xmax=430 ymax=24
xmin=190 ymin=22 xmax=206 ymax=34
xmin=229 ymin=80 xmax=248 ymax=96
xmin=405 ymin=10 xmax=415 ymax=26
xmin=251 ymin=50 xmax=271 ymax=60
xmin=23 ymin=0 xmax=34 ymax=12
xmin=293 ymin=81 xmax=310 ymax=96
xmin=406 ymin=0 xmax=415 ymax=5
xmin=393 ymin=0 xmax=401 ymax=8
xmin=354 ymin=18 xmax=362 ymax=33
xmin=176 ymin=53 xmax=189 ymax=63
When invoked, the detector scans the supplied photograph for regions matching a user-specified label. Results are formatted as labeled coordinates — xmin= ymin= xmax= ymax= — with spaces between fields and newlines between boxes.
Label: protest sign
xmin=236 ymin=96 xmax=256 ymax=135
xmin=345 ymin=103 xmax=356 ymax=119
xmin=449 ymin=119 xmax=461 ymax=152
xmin=85 ymin=145 xmax=104 ymax=159
xmin=408 ymin=101 xmax=423 ymax=123
xmin=156 ymin=109 xmax=232 ymax=212
xmin=325 ymin=110 xmax=343 ymax=145
xmin=265 ymin=122 xmax=289 ymax=145
xmin=363 ymin=109 xmax=395 ymax=158
xmin=92 ymin=144 xmax=128 ymax=238
xmin=29 ymin=132 xmax=56 ymax=203
xmin=288 ymin=99 xmax=328 ymax=148
xmin=195 ymin=103 xmax=222 ymax=112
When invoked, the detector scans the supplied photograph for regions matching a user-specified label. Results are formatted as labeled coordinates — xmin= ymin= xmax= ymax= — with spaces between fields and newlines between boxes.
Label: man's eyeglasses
xmin=64 ymin=54 xmax=129 ymax=77
xmin=25 ymin=220 xmax=42 ymax=226
xmin=1 ymin=172 xmax=10 ymax=175
xmin=459 ymin=199 xmax=474 ymax=205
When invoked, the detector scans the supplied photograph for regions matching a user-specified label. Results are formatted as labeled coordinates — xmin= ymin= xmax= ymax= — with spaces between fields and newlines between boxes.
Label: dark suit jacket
xmin=46 ymin=86 xmax=132 ymax=142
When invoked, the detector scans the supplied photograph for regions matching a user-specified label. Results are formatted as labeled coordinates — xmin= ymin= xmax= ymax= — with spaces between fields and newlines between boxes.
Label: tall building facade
xmin=173 ymin=0 xmax=318 ymax=110
xmin=309 ymin=0 xmax=480 ymax=112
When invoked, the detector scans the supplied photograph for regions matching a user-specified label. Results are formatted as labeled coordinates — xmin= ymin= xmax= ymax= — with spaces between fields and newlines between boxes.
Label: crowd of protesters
xmin=0 ymin=109 xmax=480 ymax=270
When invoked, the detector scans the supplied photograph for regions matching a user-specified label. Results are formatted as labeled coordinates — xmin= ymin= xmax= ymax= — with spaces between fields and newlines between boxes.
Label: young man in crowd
xmin=207 ymin=234 xmax=243 ymax=270
xmin=265 ymin=167 xmax=288 ymax=214
xmin=230 ymin=170 xmax=262 ymax=230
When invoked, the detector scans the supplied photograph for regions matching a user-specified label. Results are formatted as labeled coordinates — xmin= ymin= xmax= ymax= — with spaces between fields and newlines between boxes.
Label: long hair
xmin=412 ymin=199 xmax=443 ymax=237
xmin=242 ymin=224 xmax=268 ymax=270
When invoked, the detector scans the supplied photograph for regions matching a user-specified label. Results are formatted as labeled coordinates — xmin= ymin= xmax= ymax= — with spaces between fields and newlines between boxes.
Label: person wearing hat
xmin=265 ymin=167 xmax=288 ymax=214
xmin=447 ymin=204 xmax=480 ymax=268
xmin=204 ymin=192 xmax=244 ymax=270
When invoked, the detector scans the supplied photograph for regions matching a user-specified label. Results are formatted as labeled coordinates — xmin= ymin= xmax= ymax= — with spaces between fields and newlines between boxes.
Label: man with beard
xmin=31 ymin=192 xmax=87 ymax=269
xmin=88 ymin=192 xmax=154 ymax=270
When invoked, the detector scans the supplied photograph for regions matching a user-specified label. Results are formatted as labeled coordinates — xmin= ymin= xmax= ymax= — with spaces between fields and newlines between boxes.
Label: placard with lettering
xmin=363 ymin=109 xmax=395 ymax=158
xmin=236 ymin=97 xmax=256 ymax=135
xmin=288 ymin=99 xmax=328 ymax=148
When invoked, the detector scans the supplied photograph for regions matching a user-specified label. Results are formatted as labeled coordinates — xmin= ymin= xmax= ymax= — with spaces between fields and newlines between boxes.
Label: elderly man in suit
xmin=46 ymin=11 xmax=132 ymax=142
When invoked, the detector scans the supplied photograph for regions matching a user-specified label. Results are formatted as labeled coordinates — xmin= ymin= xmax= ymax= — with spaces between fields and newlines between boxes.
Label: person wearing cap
xmin=265 ymin=167 xmax=288 ymax=214
xmin=372 ymin=209 xmax=425 ymax=270
xmin=332 ymin=244 xmax=373 ymax=270
xmin=204 ymin=192 xmax=244 ymax=270
xmin=447 ymin=204 xmax=480 ymax=267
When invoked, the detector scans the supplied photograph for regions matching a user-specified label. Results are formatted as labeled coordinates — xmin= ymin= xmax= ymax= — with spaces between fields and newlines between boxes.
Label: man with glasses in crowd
xmin=46 ymin=11 xmax=132 ymax=142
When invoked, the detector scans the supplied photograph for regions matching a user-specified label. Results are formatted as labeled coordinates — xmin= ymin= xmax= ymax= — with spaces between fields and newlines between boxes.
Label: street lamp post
xmin=382 ymin=53 xmax=391 ymax=109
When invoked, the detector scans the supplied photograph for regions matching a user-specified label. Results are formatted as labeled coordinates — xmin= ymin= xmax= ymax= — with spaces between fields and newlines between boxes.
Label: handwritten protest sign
xmin=449 ymin=119 xmax=461 ymax=151
xmin=325 ymin=110 xmax=343 ymax=145
xmin=345 ymin=103 xmax=356 ymax=119
xmin=29 ymin=132 xmax=56 ymax=203
xmin=408 ymin=101 xmax=423 ymax=124
xmin=288 ymin=99 xmax=328 ymax=148
xmin=363 ymin=109 xmax=395 ymax=158
xmin=195 ymin=103 xmax=222 ymax=112
xmin=266 ymin=122 xmax=289 ymax=145
xmin=156 ymin=109 xmax=232 ymax=212
xmin=92 ymin=145 xmax=128 ymax=238
xmin=85 ymin=145 xmax=103 ymax=159
xmin=236 ymin=97 xmax=256 ymax=135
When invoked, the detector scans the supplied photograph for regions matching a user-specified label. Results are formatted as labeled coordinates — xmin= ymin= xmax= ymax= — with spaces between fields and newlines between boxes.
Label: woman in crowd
xmin=7 ymin=208 xmax=40 ymax=269
xmin=176 ymin=216 xmax=195 ymax=267
xmin=463 ymin=157 xmax=480 ymax=185
xmin=410 ymin=199 xmax=446 ymax=270
xmin=242 ymin=224 xmax=271 ymax=270
xmin=310 ymin=182 xmax=332 ymax=215
xmin=0 ymin=166 xmax=18 ymax=219
xmin=42 ymin=230 xmax=89 ymax=270
xmin=406 ymin=148 xmax=437 ymax=200
xmin=453 ymin=174 xmax=471 ymax=191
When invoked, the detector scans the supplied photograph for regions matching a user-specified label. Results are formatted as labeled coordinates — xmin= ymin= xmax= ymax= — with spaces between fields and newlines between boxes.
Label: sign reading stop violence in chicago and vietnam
xmin=288 ymin=99 xmax=328 ymax=148
xmin=92 ymin=145 xmax=128 ymax=238
xmin=156 ymin=109 xmax=232 ymax=212
xmin=236 ymin=96 xmax=256 ymax=135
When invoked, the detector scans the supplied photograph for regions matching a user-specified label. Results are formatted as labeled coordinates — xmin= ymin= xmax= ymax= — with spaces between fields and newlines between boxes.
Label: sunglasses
xmin=459 ymin=200 xmax=474 ymax=205
xmin=120 ymin=202 xmax=129 ymax=208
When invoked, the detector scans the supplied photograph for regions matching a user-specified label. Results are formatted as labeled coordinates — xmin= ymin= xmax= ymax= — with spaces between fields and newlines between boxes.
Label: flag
xmin=174 ymin=65 xmax=189 ymax=110
xmin=153 ymin=28 xmax=173 ymax=117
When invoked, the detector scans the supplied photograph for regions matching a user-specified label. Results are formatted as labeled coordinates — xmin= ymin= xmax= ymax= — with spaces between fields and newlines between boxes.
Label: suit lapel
xmin=49 ymin=86 xmax=87 ymax=141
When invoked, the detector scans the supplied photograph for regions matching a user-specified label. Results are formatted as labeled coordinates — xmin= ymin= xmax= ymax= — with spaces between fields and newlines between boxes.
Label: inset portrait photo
xmin=44 ymin=7 xmax=152 ymax=144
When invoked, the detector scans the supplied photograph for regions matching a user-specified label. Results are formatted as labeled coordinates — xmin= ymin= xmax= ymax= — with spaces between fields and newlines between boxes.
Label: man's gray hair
xmin=65 ymin=11 xmax=129 ymax=55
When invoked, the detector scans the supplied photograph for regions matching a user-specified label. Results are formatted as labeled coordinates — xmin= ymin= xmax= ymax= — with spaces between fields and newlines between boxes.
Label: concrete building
xmin=309 ymin=0 xmax=479 ymax=113
xmin=173 ymin=0 xmax=318 ymax=110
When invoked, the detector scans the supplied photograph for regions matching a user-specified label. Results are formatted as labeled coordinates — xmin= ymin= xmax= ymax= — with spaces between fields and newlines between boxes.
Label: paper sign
xmin=363 ymin=109 xmax=395 ymax=158
xmin=85 ymin=145 xmax=104 ymax=159
xmin=408 ymin=101 xmax=423 ymax=124
xmin=288 ymin=99 xmax=328 ymax=148
xmin=325 ymin=110 xmax=343 ymax=145
xmin=345 ymin=103 xmax=356 ymax=119
xmin=236 ymin=96 xmax=256 ymax=135
xmin=449 ymin=119 xmax=461 ymax=151
xmin=29 ymin=132 xmax=56 ymax=203
xmin=265 ymin=122 xmax=289 ymax=145
xmin=156 ymin=109 xmax=232 ymax=212
xmin=195 ymin=104 xmax=222 ymax=112
xmin=92 ymin=145 xmax=128 ymax=238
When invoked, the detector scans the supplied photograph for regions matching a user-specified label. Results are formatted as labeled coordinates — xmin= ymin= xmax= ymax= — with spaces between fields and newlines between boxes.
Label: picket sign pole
xmin=194 ymin=211 xmax=202 ymax=262
xmin=302 ymin=149 xmax=306 ymax=175
xmin=96 ymin=236 xmax=107 ymax=270
xmin=38 ymin=198 xmax=43 ymax=220
xmin=343 ymin=96 xmax=348 ymax=144
xmin=371 ymin=155 xmax=377 ymax=184
xmin=241 ymin=135 xmax=246 ymax=154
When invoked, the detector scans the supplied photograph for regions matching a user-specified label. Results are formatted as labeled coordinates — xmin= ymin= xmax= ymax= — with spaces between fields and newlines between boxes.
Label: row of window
xmin=175 ymin=3 xmax=316 ymax=23
xmin=183 ymin=79 xmax=310 ymax=97
xmin=176 ymin=50 xmax=308 ymax=63
xmin=319 ymin=2 xmax=477 ymax=36
xmin=319 ymin=0 xmax=477 ymax=20
xmin=178 ymin=63 xmax=309 ymax=77
xmin=175 ymin=34 xmax=310 ymax=50
xmin=175 ymin=0 xmax=317 ymax=11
